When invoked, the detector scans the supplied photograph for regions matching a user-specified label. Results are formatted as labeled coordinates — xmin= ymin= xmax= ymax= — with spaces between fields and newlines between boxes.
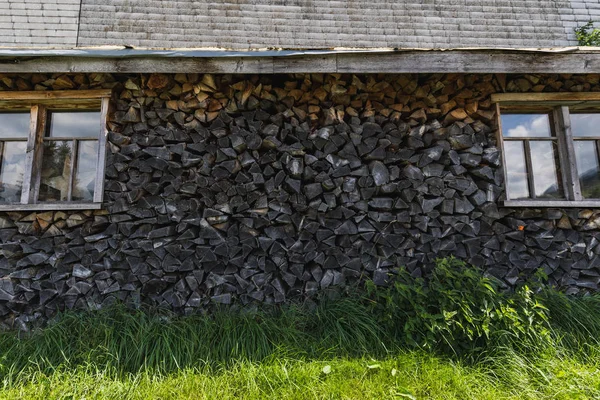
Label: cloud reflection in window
xmin=501 ymin=114 xmax=562 ymax=199
xmin=502 ymin=114 xmax=552 ymax=137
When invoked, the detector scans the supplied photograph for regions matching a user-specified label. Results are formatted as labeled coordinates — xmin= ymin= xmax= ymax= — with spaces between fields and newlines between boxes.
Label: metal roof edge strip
xmin=0 ymin=46 xmax=599 ymax=58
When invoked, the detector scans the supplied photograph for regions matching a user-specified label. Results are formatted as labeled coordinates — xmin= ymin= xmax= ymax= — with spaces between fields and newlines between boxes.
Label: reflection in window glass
xmin=504 ymin=141 xmax=529 ymax=199
xmin=47 ymin=111 xmax=100 ymax=138
xmin=73 ymin=141 xmax=98 ymax=201
xmin=571 ymin=114 xmax=600 ymax=137
xmin=0 ymin=113 xmax=30 ymax=138
xmin=0 ymin=142 xmax=27 ymax=202
xmin=501 ymin=114 xmax=552 ymax=137
xmin=529 ymin=141 xmax=563 ymax=198
xmin=574 ymin=141 xmax=600 ymax=198
xmin=39 ymin=141 xmax=73 ymax=202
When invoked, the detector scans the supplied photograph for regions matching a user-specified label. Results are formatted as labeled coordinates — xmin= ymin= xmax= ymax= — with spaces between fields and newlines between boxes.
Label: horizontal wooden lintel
xmin=3 ymin=50 xmax=600 ymax=74
xmin=0 ymin=90 xmax=112 ymax=101
xmin=492 ymin=92 xmax=600 ymax=104
xmin=0 ymin=90 xmax=111 ymax=109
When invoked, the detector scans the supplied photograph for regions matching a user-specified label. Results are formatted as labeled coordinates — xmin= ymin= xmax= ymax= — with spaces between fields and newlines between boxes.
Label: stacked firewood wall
xmin=0 ymin=72 xmax=598 ymax=328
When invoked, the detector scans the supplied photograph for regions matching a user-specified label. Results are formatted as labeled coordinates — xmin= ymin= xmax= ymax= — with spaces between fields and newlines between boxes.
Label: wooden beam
xmin=3 ymin=50 xmax=600 ymax=74
xmin=20 ymin=105 xmax=45 ymax=204
xmin=555 ymin=106 xmax=583 ymax=201
xmin=0 ymin=90 xmax=111 ymax=110
xmin=492 ymin=92 xmax=600 ymax=103
xmin=0 ymin=90 xmax=112 ymax=101
xmin=94 ymin=97 xmax=110 ymax=204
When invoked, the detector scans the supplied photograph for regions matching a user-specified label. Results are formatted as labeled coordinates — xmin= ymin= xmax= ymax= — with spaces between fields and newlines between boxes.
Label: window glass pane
xmin=501 ymin=114 xmax=553 ymax=137
xmin=0 ymin=141 xmax=27 ymax=202
xmin=47 ymin=111 xmax=100 ymax=138
xmin=39 ymin=141 xmax=73 ymax=202
xmin=73 ymin=141 xmax=98 ymax=202
xmin=529 ymin=141 xmax=563 ymax=198
xmin=0 ymin=113 xmax=29 ymax=138
xmin=574 ymin=141 xmax=600 ymax=198
xmin=571 ymin=113 xmax=600 ymax=137
xmin=504 ymin=141 xmax=530 ymax=199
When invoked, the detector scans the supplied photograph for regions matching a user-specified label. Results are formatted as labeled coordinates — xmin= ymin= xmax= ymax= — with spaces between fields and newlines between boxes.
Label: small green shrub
xmin=575 ymin=21 xmax=600 ymax=46
xmin=365 ymin=257 xmax=551 ymax=355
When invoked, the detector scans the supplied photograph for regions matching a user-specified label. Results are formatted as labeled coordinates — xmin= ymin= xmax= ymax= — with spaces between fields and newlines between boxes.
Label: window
xmin=0 ymin=90 xmax=110 ymax=211
xmin=493 ymin=92 xmax=600 ymax=207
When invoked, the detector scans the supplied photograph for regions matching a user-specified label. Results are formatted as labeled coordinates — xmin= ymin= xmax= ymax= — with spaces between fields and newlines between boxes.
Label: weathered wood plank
xmin=0 ymin=90 xmax=112 ymax=101
xmin=335 ymin=51 xmax=600 ymax=74
xmin=0 ymin=57 xmax=275 ymax=74
xmin=67 ymin=139 xmax=77 ymax=201
xmin=552 ymin=107 xmax=576 ymax=201
xmin=29 ymin=103 xmax=47 ymax=205
xmin=492 ymin=92 xmax=600 ymax=103
xmin=2 ymin=50 xmax=600 ymax=74
xmin=20 ymin=105 xmax=45 ymax=204
xmin=273 ymin=55 xmax=336 ymax=73
xmin=557 ymin=106 xmax=583 ymax=201
xmin=523 ymin=140 xmax=536 ymax=199
xmin=93 ymin=97 xmax=110 ymax=204
xmin=494 ymin=102 xmax=509 ymax=203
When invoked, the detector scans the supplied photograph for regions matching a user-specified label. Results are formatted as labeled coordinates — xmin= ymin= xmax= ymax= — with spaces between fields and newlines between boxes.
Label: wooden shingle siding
xmin=1 ymin=0 xmax=600 ymax=49
xmin=0 ymin=0 xmax=80 ymax=47
xmin=75 ymin=0 xmax=573 ymax=49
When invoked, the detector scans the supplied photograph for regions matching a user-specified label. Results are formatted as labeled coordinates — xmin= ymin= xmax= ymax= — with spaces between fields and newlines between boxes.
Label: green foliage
xmin=1 ymin=351 xmax=600 ymax=399
xmin=2 ymin=257 xmax=600 ymax=398
xmin=539 ymin=289 xmax=600 ymax=356
xmin=310 ymin=296 xmax=385 ymax=354
xmin=0 ymin=300 xmax=386 ymax=377
xmin=365 ymin=257 xmax=551 ymax=355
xmin=575 ymin=21 xmax=600 ymax=46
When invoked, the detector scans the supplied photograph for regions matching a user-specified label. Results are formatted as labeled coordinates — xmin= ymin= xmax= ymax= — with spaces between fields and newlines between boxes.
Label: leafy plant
xmin=365 ymin=257 xmax=551 ymax=355
xmin=575 ymin=21 xmax=600 ymax=46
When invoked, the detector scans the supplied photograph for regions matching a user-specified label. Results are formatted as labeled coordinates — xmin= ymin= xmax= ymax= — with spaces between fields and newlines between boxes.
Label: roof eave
xmin=1 ymin=47 xmax=600 ymax=74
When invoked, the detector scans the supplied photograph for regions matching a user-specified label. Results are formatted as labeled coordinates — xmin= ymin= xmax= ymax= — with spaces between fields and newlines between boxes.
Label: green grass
xmin=0 ymin=351 xmax=598 ymax=399
xmin=1 ymin=263 xmax=600 ymax=399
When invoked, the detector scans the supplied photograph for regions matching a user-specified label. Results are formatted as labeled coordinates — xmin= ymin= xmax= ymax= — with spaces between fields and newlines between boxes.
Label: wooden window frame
xmin=0 ymin=90 xmax=111 ymax=211
xmin=493 ymin=92 xmax=600 ymax=208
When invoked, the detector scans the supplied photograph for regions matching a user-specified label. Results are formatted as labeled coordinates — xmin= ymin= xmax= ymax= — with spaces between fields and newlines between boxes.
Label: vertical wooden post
xmin=494 ymin=102 xmax=509 ymax=200
xmin=21 ymin=105 xmax=46 ymax=204
xmin=68 ymin=139 xmax=78 ymax=201
xmin=93 ymin=97 xmax=110 ymax=203
xmin=523 ymin=140 xmax=535 ymax=199
xmin=555 ymin=106 xmax=582 ymax=201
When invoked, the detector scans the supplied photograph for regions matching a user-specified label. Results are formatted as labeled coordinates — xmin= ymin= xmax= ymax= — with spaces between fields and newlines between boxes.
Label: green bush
xmin=365 ymin=257 xmax=551 ymax=355
xmin=575 ymin=21 xmax=600 ymax=46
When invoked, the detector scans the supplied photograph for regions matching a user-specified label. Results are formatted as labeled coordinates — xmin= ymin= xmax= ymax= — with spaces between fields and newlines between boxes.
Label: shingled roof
xmin=1 ymin=0 xmax=600 ymax=50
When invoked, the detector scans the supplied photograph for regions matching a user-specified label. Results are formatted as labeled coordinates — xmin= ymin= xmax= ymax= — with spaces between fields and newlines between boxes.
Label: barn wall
xmin=0 ymin=72 xmax=599 ymax=328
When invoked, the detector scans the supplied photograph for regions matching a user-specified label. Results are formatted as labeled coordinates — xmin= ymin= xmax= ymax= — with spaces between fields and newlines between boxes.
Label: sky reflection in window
xmin=501 ymin=114 xmax=552 ymax=137
xmin=48 ymin=111 xmax=100 ymax=138
xmin=0 ymin=113 xmax=29 ymax=138
xmin=571 ymin=114 xmax=600 ymax=137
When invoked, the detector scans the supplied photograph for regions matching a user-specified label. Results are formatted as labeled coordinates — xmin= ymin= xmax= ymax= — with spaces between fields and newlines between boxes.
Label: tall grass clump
xmin=0 ymin=297 xmax=387 ymax=378
xmin=540 ymin=288 xmax=600 ymax=356
xmin=365 ymin=257 xmax=551 ymax=355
